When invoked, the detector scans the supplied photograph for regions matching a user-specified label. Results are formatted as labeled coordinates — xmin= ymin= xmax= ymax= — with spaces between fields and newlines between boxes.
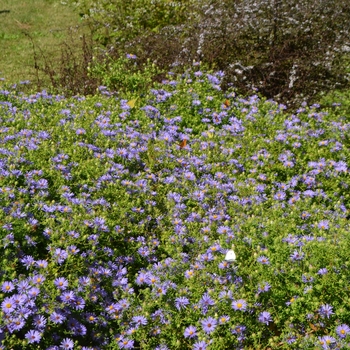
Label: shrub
xmin=71 ymin=0 xmax=350 ymax=107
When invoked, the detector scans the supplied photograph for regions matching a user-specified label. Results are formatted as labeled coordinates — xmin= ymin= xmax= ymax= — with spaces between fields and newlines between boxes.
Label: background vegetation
xmin=0 ymin=0 xmax=89 ymax=89
xmin=2 ymin=0 xmax=350 ymax=106
xmin=65 ymin=0 xmax=350 ymax=107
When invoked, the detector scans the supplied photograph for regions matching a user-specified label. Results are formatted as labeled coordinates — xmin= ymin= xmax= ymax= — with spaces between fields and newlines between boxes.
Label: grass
xmin=0 ymin=0 xmax=87 ymax=85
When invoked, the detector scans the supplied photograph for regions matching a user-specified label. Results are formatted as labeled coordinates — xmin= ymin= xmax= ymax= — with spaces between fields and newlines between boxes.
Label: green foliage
xmin=70 ymin=0 xmax=198 ymax=45
xmin=88 ymin=54 xmax=159 ymax=96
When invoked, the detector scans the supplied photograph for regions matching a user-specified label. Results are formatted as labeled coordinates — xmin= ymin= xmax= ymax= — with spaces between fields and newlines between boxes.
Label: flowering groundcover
xmin=0 ymin=64 xmax=350 ymax=349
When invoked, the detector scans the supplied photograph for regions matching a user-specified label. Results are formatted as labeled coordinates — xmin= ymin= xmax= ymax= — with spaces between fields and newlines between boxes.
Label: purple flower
xmin=132 ymin=315 xmax=148 ymax=327
xmin=28 ymin=287 xmax=40 ymax=298
xmin=193 ymin=340 xmax=207 ymax=350
xmin=319 ymin=304 xmax=334 ymax=319
xmin=318 ymin=335 xmax=336 ymax=348
xmin=199 ymin=293 xmax=215 ymax=309
xmin=12 ymin=294 xmax=26 ymax=307
xmin=257 ymin=282 xmax=271 ymax=294
xmin=61 ymin=291 xmax=76 ymax=304
xmin=126 ymin=53 xmax=137 ymax=59
xmin=257 ymin=256 xmax=270 ymax=265
xmin=118 ymin=338 xmax=135 ymax=349
xmin=218 ymin=315 xmax=230 ymax=324
xmin=25 ymin=329 xmax=42 ymax=343
xmin=258 ymin=311 xmax=273 ymax=325
xmin=336 ymin=324 xmax=350 ymax=338
xmin=50 ymin=311 xmax=66 ymax=324
xmin=2 ymin=296 xmax=15 ymax=313
xmin=201 ymin=316 xmax=217 ymax=334
xmin=185 ymin=270 xmax=194 ymax=278
xmin=318 ymin=220 xmax=329 ymax=230
xmin=60 ymin=338 xmax=74 ymax=349
xmin=334 ymin=161 xmax=347 ymax=173
xmin=231 ymin=324 xmax=246 ymax=336
xmin=76 ymin=128 xmax=86 ymax=135
xmin=232 ymin=299 xmax=247 ymax=311
xmin=285 ymin=334 xmax=297 ymax=344
xmin=36 ymin=260 xmax=48 ymax=268
xmin=318 ymin=268 xmax=328 ymax=275
xmin=53 ymin=248 xmax=68 ymax=264
xmin=33 ymin=315 xmax=47 ymax=329
xmin=1 ymin=281 xmax=14 ymax=293
xmin=54 ymin=277 xmax=69 ymax=290
xmin=11 ymin=317 xmax=25 ymax=331
xmin=175 ymin=296 xmax=190 ymax=310
xmin=32 ymin=274 xmax=45 ymax=285
xmin=184 ymin=172 xmax=196 ymax=181
xmin=274 ymin=191 xmax=286 ymax=200
xmin=290 ymin=250 xmax=304 ymax=261
xmin=136 ymin=272 xmax=149 ymax=285
xmin=184 ymin=325 xmax=197 ymax=338
xmin=20 ymin=255 xmax=35 ymax=269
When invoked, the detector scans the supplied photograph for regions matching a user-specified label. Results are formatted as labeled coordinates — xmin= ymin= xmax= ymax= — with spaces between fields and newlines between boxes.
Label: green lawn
xmin=0 ymin=0 xmax=86 ymax=85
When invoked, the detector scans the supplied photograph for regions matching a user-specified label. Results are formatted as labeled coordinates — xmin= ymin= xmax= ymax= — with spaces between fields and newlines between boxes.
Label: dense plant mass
xmin=0 ymin=62 xmax=350 ymax=350
xmin=67 ymin=0 xmax=350 ymax=106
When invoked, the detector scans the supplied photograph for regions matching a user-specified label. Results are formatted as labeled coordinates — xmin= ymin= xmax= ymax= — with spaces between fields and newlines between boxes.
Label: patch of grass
xmin=0 ymin=0 xmax=86 ymax=85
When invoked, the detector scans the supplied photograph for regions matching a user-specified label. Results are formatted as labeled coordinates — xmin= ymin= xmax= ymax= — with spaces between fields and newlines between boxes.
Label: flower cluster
xmin=0 ymin=63 xmax=350 ymax=349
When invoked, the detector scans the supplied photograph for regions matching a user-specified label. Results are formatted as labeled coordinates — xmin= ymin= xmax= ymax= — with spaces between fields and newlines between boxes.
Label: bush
xmin=71 ymin=0 xmax=350 ymax=107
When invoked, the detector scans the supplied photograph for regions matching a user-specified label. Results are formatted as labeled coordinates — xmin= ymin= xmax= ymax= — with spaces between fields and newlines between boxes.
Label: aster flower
xmin=199 ymin=293 xmax=215 ymax=309
xmin=118 ymin=338 xmax=135 ymax=349
xmin=218 ymin=315 xmax=230 ymax=324
xmin=60 ymin=338 xmax=74 ymax=349
xmin=318 ymin=335 xmax=336 ymax=349
xmin=257 ymin=282 xmax=271 ymax=294
xmin=336 ymin=324 xmax=350 ymax=338
xmin=20 ymin=255 xmax=35 ymax=269
xmin=201 ymin=316 xmax=217 ymax=334
xmin=290 ymin=250 xmax=304 ymax=261
xmin=319 ymin=304 xmax=334 ymax=319
xmin=184 ymin=325 xmax=197 ymax=338
xmin=53 ymin=248 xmax=68 ymax=264
xmin=185 ymin=270 xmax=194 ymax=278
xmin=54 ymin=277 xmax=69 ymax=290
xmin=1 ymin=281 xmax=14 ymax=293
xmin=10 ymin=317 xmax=26 ymax=331
xmin=231 ymin=324 xmax=247 ymax=336
xmin=258 ymin=311 xmax=273 ymax=325
xmin=132 ymin=315 xmax=148 ymax=327
xmin=61 ymin=291 xmax=76 ymax=304
xmin=318 ymin=220 xmax=329 ymax=230
xmin=318 ymin=268 xmax=328 ymax=275
xmin=175 ymin=296 xmax=190 ymax=310
xmin=33 ymin=315 xmax=47 ymax=329
xmin=36 ymin=260 xmax=48 ymax=268
xmin=257 ymin=256 xmax=270 ymax=265
xmin=193 ymin=340 xmax=207 ymax=350
xmin=25 ymin=329 xmax=42 ymax=344
xmin=50 ymin=311 xmax=66 ymax=324
xmin=2 ymin=296 xmax=15 ymax=313
xmin=232 ymin=299 xmax=247 ymax=311
xmin=32 ymin=274 xmax=45 ymax=285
